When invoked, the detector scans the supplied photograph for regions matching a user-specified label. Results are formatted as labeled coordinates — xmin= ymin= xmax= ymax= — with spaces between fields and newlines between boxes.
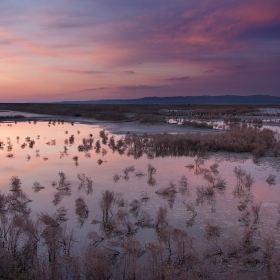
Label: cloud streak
xmin=0 ymin=0 xmax=279 ymax=101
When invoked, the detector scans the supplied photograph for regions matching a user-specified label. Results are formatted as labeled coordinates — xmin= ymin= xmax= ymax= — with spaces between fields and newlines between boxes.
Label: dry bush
xmin=233 ymin=166 xmax=254 ymax=196
xmin=115 ymin=193 xmax=125 ymax=207
xmin=80 ymin=246 xmax=112 ymax=280
xmin=251 ymin=202 xmax=262 ymax=224
xmin=185 ymin=164 xmax=194 ymax=169
xmin=108 ymin=136 xmax=116 ymax=151
xmin=141 ymin=242 xmax=168 ymax=280
xmin=100 ymin=190 xmax=115 ymax=221
xmin=178 ymin=176 xmax=189 ymax=195
xmin=204 ymin=221 xmax=221 ymax=239
xmin=147 ymin=164 xmax=157 ymax=176
xmin=204 ymin=172 xmax=226 ymax=191
xmin=77 ymin=173 xmax=93 ymax=195
xmin=75 ymin=197 xmax=89 ymax=227
xmin=266 ymin=174 xmax=276 ymax=185
xmin=155 ymin=206 xmax=168 ymax=228
xmin=185 ymin=203 xmax=197 ymax=227
xmin=57 ymin=171 xmax=71 ymax=190
xmin=99 ymin=129 xmax=109 ymax=144
xmin=87 ymin=230 xmax=104 ymax=245
xmin=123 ymin=166 xmax=135 ymax=180
xmin=134 ymin=170 xmax=145 ymax=178
xmin=210 ymin=163 xmax=219 ymax=173
xmin=156 ymin=182 xmax=177 ymax=197
xmin=113 ymin=173 xmax=121 ymax=183
xmin=111 ymin=237 xmax=143 ymax=280
xmin=102 ymin=148 xmax=108 ymax=156
xmin=172 ymin=228 xmax=194 ymax=264
xmin=33 ymin=181 xmax=44 ymax=192
xmin=238 ymin=211 xmax=251 ymax=227
xmin=6 ymin=153 xmax=14 ymax=158
xmin=129 ymin=199 xmax=141 ymax=218
xmin=135 ymin=210 xmax=154 ymax=228
xmin=140 ymin=190 xmax=150 ymax=203
xmin=196 ymin=186 xmax=214 ymax=203
xmin=10 ymin=175 xmax=22 ymax=192
xmin=120 ymin=125 xmax=277 ymax=159
xmin=147 ymin=164 xmax=157 ymax=186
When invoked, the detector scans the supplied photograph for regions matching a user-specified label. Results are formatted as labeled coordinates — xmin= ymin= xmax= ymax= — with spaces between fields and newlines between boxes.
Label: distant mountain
xmin=59 ymin=95 xmax=280 ymax=105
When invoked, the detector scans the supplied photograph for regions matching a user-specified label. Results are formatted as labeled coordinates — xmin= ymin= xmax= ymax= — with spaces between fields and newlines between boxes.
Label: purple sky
xmin=0 ymin=0 xmax=280 ymax=102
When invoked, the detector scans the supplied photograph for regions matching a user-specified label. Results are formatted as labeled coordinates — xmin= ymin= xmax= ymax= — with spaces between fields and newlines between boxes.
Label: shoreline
xmin=0 ymin=110 xmax=224 ymax=135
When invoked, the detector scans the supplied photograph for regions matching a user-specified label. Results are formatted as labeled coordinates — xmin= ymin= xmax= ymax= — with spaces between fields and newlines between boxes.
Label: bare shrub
xmin=172 ymin=228 xmax=194 ymax=264
xmin=147 ymin=164 xmax=157 ymax=186
xmin=135 ymin=210 xmax=154 ymax=228
xmin=100 ymin=190 xmax=115 ymax=221
xmin=80 ymin=246 xmax=112 ymax=280
xmin=115 ymin=193 xmax=125 ymax=207
xmin=57 ymin=172 xmax=71 ymax=190
xmin=185 ymin=164 xmax=194 ymax=169
xmin=204 ymin=172 xmax=226 ymax=191
xmin=156 ymin=182 xmax=177 ymax=197
xmin=155 ymin=206 xmax=168 ymax=228
xmin=87 ymin=230 xmax=104 ymax=245
xmin=266 ymin=174 xmax=276 ymax=185
xmin=99 ymin=129 xmax=109 ymax=144
xmin=75 ymin=197 xmax=89 ymax=227
xmin=178 ymin=176 xmax=189 ymax=195
xmin=33 ymin=181 xmax=44 ymax=193
xmin=251 ymin=202 xmax=262 ymax=224
xmin=204 ymin=221 xmax=221 ymax=239
xmin=142 ymin=242 xmax=167 ymax=279
xmin=233 ymin=166 xmax=254 ymax=196
xmin=134 ymin=170 xmax=145 ymax=178
xmin=113 ymin=173 xmax=121 ymax=183
xmin=238 ymin=211 xmax=251 ymax=227
xmin=77 ymin=173 xmax=93 ymax=195
xmin=129 ymin=199 xmax=141 ymax=218
xmin=185 ymin=203 xmax=197 ymax=227
xmin=140 ymin=190 xmax=150 ymax=203
xmin=10 ymin=175 xmax=22 ymax=192
xmin=102 ymin=148 xmax=107 ymax=156
xmin=123 ymin=165 xmax=135 ymax=180
xmin=108 ymin=136 xmax=116 ymax=151
xmin=147 ymin=163 xmax=157 ymax=176
xmin=6 ymin=153 xmax=14 ymax=158
xmin=210 ymin=163 xmax=219 ymax=173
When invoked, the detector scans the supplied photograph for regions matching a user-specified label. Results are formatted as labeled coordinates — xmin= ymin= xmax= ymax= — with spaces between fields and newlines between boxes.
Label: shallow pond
xmin=0 ymin=122 xmax=280 ymax=242
xmin=1 ymin=120 xmax=280 ymax=278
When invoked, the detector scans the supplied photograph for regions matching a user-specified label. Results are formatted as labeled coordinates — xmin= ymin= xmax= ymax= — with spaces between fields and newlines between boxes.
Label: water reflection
xmin=0 ymin=120 xmax=280 ymax=278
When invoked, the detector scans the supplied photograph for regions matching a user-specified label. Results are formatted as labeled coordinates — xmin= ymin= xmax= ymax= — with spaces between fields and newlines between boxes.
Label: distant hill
xmin=59 ymin=95 xmax=280 ymax=105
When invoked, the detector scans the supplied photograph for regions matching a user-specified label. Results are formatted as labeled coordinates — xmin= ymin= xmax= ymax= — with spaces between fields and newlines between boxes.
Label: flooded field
xmin=1 ymin=120 xmax=280 ymax=279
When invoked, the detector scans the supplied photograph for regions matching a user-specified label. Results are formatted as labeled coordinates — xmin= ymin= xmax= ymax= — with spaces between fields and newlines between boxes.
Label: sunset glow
xmin=0 ymin=0 xmax=279 ymax=102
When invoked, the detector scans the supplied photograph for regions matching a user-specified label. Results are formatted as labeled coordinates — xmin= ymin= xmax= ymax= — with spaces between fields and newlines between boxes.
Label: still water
xmin=1 ymin=120 xmax=280 ymax=254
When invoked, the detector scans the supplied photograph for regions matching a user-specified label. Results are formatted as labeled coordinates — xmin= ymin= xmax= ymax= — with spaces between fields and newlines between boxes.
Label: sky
xmin=0 ymin=0 xmax=280 ymax=102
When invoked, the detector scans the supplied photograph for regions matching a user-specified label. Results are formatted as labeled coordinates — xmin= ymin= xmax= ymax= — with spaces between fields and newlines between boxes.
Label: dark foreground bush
xmin=1 ymin=172 xmax=280 ymax=280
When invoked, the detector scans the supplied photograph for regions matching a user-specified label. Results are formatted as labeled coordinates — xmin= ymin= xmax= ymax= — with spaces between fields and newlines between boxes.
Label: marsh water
xmin=1 ymin=120 xmax=280 ymax=257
